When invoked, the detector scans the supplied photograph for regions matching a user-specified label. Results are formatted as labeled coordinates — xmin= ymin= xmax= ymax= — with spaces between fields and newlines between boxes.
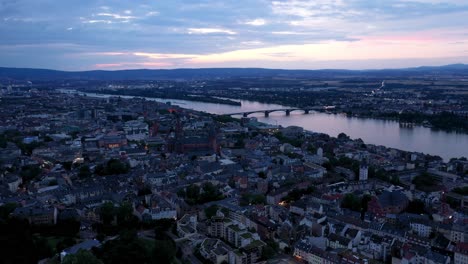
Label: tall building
xmin=317 ymin=147 xmax=323 ymax=157
xmin=359 ymin=163 xmax=368 ymax=181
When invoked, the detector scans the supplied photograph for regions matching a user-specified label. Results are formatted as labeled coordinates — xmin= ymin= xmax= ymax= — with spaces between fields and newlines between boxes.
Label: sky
xmin=0 ymin=0 xmax=468 ymax=70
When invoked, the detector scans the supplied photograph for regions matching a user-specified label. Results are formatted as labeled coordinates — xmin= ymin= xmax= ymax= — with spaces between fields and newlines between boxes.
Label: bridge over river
xmin=224 ymin=106 xmax=328 ymax=117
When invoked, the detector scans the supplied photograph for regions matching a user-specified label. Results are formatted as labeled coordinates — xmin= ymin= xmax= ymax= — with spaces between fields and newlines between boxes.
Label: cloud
xmin=94 ymin=62 xmax=172 ymax=69
xmin=146 ymin=11 xmax=159 ymax=17
xmin=240 ymin=41 xmax=264 ymax=46
xmin=0 ymin=0 xmax=467 ymax=70
xmin=96 ymin=12 xmax=135 ymax=20
xmin=271 ymin=31 xmax=309 ymax=35
xmin=187 ymin=28 xmax=237 ymax=35
xmin=243 ymin=18 xmax=266 ymax=26
xmin=399 ymin=0 xmax=467 ymax=4
xmin=85 ymin=34 xmax=467 ymax=69
xmin=82 ymin=19 xmax=112 ymax=24
xmin=132 ymin=52 xmax=196 ymax=59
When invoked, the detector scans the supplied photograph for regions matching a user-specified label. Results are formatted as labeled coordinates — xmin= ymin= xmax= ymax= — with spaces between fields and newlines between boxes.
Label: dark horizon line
xmin=1 ymin=63 xmax=467 ymax=73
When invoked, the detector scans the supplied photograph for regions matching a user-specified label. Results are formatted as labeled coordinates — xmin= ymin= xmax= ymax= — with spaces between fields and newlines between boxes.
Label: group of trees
xmin=95 ymin=159 xmax=130 ymax=176
xmin=75 ymin=159 xmax=130 ymax=179
xmin=204 ymin=205 xmax=230 ymax=219
xmin=0 ymin=129 xmax=46 ymax=155
xmin=0 ymin=203 xmax=81 ymax=264
xmin=78 ymin=165 xmax=92 ymax=178
xmin=64 ymin=210 xmax=178 ymax=263
xmin=240 ymin=193 xmax=266 ymax=206
xmin=329 ymin=156 xmax=360 ymax=176
xmin=260 ymin=240 xmax=280 ymax=261
xmin=452 ymin=186 xmax=468 ymax=195
xmin=405 ymin=199 xmax=429 ymax=215
xmin=177 ymin=182 xmax=224 ymax=205
xmin=63 ymin=250 xmax=103 ymax=264
xmin=94 ymin=230 xmax=164 ymax=264
xmin=0 ymin=132 xmax=10 ymax=148
xmin=88 ymin=88 xmax=241 ymax=106
xmin=412 ymin=172 xmax=440 ymax=191
xmin=273 ymin=131 xmax=304 ymax=148
xmin=20 ymin=164 xmax=42 ymax=182
xmin=95 ymin=202 xmax=137 ymax=236
xmin=212 ymin=114 xmax=238 ymax=123
xmin=0 ymin=217 xmax=54 ymax=264
xmin=90 ymin=227 xmax=177 ymax=264
xmin=283 ymin=187 xmax=315 ymax=203
xmin=0 ymin=199 xmax=182 ymax=264
xmin=382 ymin=111 xmax=468 ymax=133
xmin=204 ymin=205 xmax=219 ymax=219
xmin=341 ymin=193 xmax=372 ymax=214
xmin=328 ymin=156 xmax=400 ymax=185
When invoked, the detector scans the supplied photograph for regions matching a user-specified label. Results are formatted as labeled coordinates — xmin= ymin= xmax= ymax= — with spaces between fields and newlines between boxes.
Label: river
xmin=64 ymin=90 xmax=468 ymax=161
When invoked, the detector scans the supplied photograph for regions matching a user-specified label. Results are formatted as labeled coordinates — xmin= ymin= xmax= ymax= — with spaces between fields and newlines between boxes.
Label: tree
xmin=0 ymin=203 xmax=17 ymax=220
xmin=360 ymin=195 xmax=372 ymax=220
xmin=200 ymin=182 xmax=223 ymax=203
xmin=33 ymin=236 xmax=54 ymax=261
xmin=452 ymin=186 xmax=468 ymax=195
xmin=341 ymin=194 xmax=361 ymax=211
xmin=184 ymin=183 xmax=224 ymax=205
xmin=228 ymin=178 xmax=236 ymax=188
xmin=94 ymin=231 xmax=151 ymax=264
xmin=412 ymin=172 xmax=439 ymax=191
xmin=261 ymin=245 xmax=276 ymax=260
xmin=0 ymin=134 xmax=7 ymax=148
xmin=107 ymin=159 xmax=130 ymax=175
xmin=185 ymin=184 xmax=200 ymax=204
xmin=95 ymin=159 xmax=130 ymax=176
xmin=251 ymin=194 xmax=266 ymax=204
xmin=62 ymin=161 xmax=73 ymax=171
xmin=261 ymin=240 xmax=279 ymax=260
xmin=240 ymin=193 xmax=266 ymax=206
xmin=56 ymin=237 xmax=76 ymax=253
xmin=153 ymin=219 xmax=176 ymax=238
xmin=153 ymin=239 xmax=176 ymax=263
xmin=205 ymin=205 xmax=219 ymax=219
xmin=78 ymin=165 xmax=92 ymax=178
xmin=17 ymin=141 xmax=43 ymax=155
xmin=337 ymin=133 xmax=349 ymax=140
xmin=138 ymin=187 xmax=152 ymax=196
xmin=63 ymin=250 xmax=103 ymax=264
xmin=116 ymin=202 xmax=134 ymax=225
xmin=390 ymin=175 xmax=401 ymax=185
xmin=100 ymin=203 xmax=115 ymax=225
xmin=405 ymin=199 xmax=428 ymax=214
xmin=176 ymin=188 xmax=186 ymax=198
xmin=283 ymin=187 xmax=314 ymax=203
xmin=0 ymin=217 xmax=54 ymax=263
xmin=258 ymin=171 xmax=267 ymax=179
xmin=20 ymin=164 xmax=42 ymax=182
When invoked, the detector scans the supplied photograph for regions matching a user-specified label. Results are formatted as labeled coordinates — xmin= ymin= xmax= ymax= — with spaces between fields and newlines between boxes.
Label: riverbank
xmin=84 ymin=89 xmax=242 ymax=106
xmin=217 ymin=95 xmax=468 ymax=134
xmin=62 ymin=90 xmax=468 ymax=161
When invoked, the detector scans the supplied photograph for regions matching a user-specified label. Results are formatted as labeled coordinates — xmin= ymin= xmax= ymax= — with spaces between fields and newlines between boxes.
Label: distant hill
xmin=0 ymin=64 xmax=467 ymax=81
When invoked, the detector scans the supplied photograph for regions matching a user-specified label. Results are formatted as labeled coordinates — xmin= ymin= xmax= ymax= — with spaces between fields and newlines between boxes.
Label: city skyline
xmin=1 ymin=0 xmax=468 ymax=70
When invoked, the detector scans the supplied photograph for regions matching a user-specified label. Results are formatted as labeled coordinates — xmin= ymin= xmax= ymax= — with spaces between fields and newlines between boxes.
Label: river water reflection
xmin=73 ymin=91 xmax=468 ymax=161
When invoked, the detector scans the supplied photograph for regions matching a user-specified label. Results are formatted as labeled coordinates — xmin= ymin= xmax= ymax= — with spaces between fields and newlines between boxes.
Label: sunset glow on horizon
xmin=1 ymin=0 xmax=467 ymax=70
